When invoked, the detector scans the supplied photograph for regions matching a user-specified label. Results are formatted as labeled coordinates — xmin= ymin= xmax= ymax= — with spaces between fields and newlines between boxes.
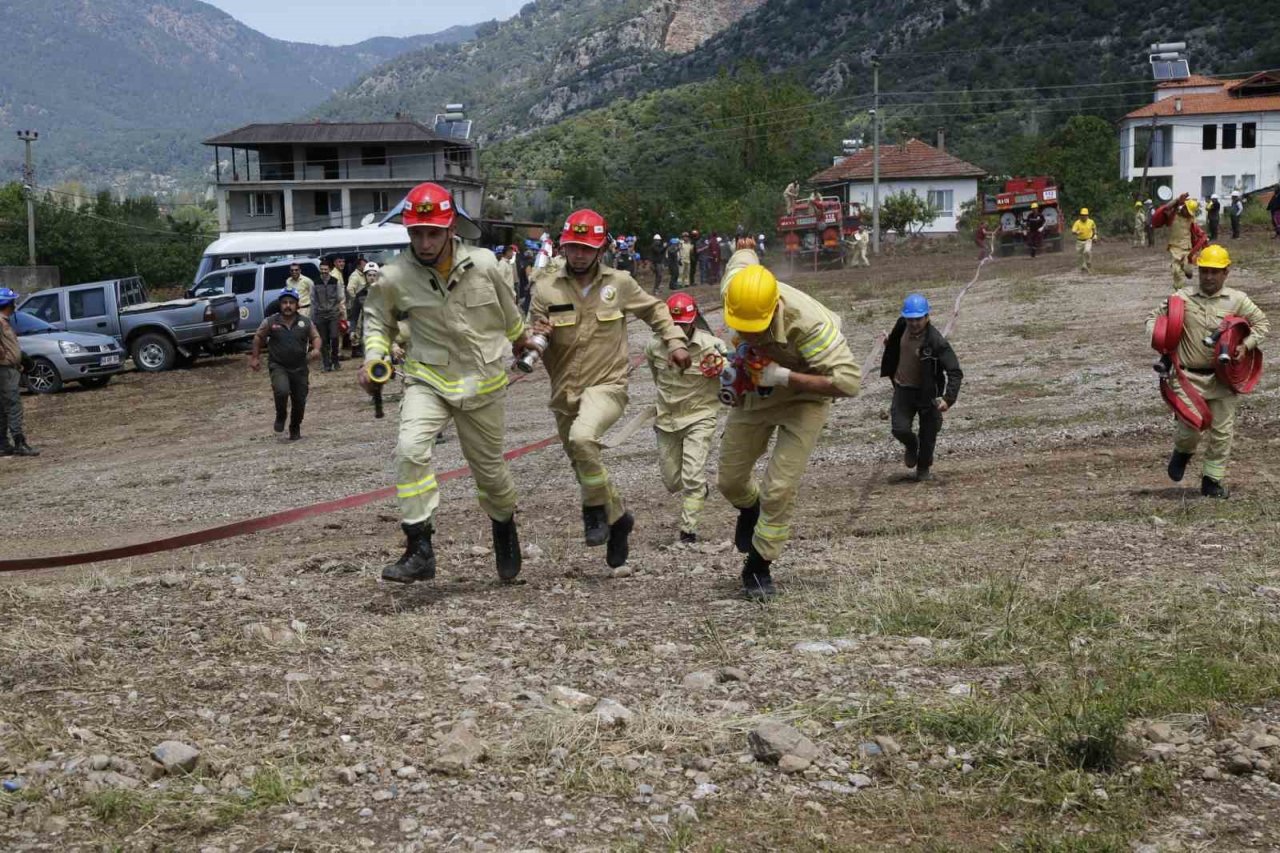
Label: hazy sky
xmin=205 ymin=0 xmax=529 ymax=45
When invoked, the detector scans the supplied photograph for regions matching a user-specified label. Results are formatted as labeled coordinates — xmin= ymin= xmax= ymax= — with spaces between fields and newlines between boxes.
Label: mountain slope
xmin=313 ymin=0 xmax=767 ymax=139
xmin=0 ymin=0 xmax=474 ymax=192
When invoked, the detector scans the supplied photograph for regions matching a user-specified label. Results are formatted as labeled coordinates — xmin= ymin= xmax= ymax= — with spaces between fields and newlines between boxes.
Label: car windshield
xmin=11 ymin=311 xmax=54 ymax=335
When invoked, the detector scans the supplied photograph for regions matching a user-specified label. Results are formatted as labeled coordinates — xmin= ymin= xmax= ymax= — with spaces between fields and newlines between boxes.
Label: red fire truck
xmin=777 ymin=196 xmax=864 ymax=270
xmin=981 ymin=177 xmax=1064 ymax=256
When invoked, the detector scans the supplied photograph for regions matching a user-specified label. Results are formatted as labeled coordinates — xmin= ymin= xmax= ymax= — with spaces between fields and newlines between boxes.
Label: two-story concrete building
xmin=1118 ymin=71 xmax=1280 ymax=199
xmin=204 ymin=119 xmax=482 ymax=233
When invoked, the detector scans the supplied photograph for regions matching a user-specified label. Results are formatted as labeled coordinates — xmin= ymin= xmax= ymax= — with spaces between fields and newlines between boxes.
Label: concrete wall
xmin=0 ymin=266 xmax=60 ymax=292
xmin=225 ymin=190 xmax=285 ymax=232
xmin=835 ymin=177 xmax=978 ymax=234
xmin=1119 ymin=113 xmax=1280 ymax=197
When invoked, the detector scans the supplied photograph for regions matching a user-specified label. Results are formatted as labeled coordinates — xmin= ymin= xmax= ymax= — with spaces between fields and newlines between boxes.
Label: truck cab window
xmin=24 ymin=294 xmax=60 ymax=323
xmin=69 ymin=287 xmax=108 ymax=320
xmin=232 ymin=271 xmax=257 ymax=295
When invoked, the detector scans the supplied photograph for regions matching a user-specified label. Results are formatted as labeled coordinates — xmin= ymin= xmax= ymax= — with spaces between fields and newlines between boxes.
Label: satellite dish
xmin=359 ymin=213 xmax=376 ymax=227
xmin=1156 ymin=186 xmax=1174 ymax=202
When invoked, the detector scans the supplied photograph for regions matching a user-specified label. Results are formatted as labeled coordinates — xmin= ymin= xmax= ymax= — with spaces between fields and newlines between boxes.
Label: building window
xmin=1221 ymin=175 xmax=1236 ymax=195
xmin=361 ymin=146 xmax=387 ymax=166
xmin=306 ymin=146 xmax=340 ymax=180
xmin=1202 ymin=124 xmax=1217 ymax=150
xmin=1243 ymin=123 xmax=1257 ymax=149
xmin=1242 ymin=174 xmax=1257 ymax=193
xmin=1222 ymin=123 xmax=1237 ymax=149
xmin=247 ymin=192 xmax=275 ymax=217
xmin=926 ymin=189 xmax=954 ymax=216
xmin=372 ymin=191 xmax=390 ymax=213
xmin=314 ymin=191 xmax=342 ymax=216
xmin=1201 ymin=176 xmax=1216 ymax=200
xmin=1135 ymin=126 xmax=1173 ymax=168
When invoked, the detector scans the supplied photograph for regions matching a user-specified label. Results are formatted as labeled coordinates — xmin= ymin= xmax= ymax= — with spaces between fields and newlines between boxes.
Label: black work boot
xmin=492 ymin=516 xmax=522 ymax=583
xmin=606 ymin=512 xmax=634 ymax=568
xmin=1167 ymin=450 xmax=1192 ymax=483
xmin=382 ymin=521 xmax=436 ymax=583
xmin=741 ymin=546 xmax=776 ymax=601
xmin=288 ymin=426 xmax=301 ymax=441
xmin=734 ymin=501 xmax=760 ymax=553
xmin=1200 ymin=476 xmax=1228 ymax=499
xmin=0 ymin=438 xmax=13 ymax=456
xmin=903 ymin=443 xmax=919 ymax=469
xmin=915 ymin=466 xmax=933 ymax=482
xmin=273 ymin=397 xmax=287 ymax=433
xmin=12 ymin=435 xmax=38 ymax=457
xmin=582 ymin=505 xmax=609 ymax=547
xmin=679 ymin=531 xmax=697 ymax=544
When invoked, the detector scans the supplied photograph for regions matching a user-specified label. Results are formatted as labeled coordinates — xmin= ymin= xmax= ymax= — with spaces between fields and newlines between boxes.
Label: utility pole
xmin=16 ymin=129 xmax=38 ymax=266
xmin=870 ymin=56 xmax=881 ymax=256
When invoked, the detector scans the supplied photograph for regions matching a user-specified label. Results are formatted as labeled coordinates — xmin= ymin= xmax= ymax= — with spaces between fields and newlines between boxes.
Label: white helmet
xmin=364 ymin=262 xmax=380 ymax=274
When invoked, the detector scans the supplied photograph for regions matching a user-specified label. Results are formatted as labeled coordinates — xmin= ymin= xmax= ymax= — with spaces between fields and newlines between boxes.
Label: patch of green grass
xmin=86 ymin=788 xmax=156 ymax=826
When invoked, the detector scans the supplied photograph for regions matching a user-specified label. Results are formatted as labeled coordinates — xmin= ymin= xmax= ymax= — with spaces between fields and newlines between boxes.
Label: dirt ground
xmin=3 ymin=234 xmax=1280 ymax=852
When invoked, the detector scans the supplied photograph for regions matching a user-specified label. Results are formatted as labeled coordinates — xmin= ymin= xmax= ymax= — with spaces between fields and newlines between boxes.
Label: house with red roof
xmin=808 ymin=136 xmax=986 ymax=234
xmin=1119 ymin=71 xmax=1280 ymax=200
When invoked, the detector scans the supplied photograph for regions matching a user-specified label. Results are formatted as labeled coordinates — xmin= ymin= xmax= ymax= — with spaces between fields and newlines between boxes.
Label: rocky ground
xmin=3 ymin=235 xmax=1280 ymax=851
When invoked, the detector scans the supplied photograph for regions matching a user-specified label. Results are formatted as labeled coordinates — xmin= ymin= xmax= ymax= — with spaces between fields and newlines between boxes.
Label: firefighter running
xmin=1145 ymin=244 xmax=1268 ymax=498
xmin=1071 ymin=207 xmax=1097 ymax=273
xmin=360 ymin=182 xmax=531 ymax=584
xmin=522 ymin=209 xmax=691 ymax=569
xmin=1152 ymin=193 xmax=1205 ymax=290
xmin=716 ymin=247 xmax=861 ymax=600
xmin=248 ymin=288 xmax=321 ymax=441
xmin=645 ymin=292 xmax=728 ymax=543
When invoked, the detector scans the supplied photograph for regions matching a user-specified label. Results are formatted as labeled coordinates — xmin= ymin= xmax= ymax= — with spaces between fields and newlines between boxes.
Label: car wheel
xmin=131 ymin=333 xmax=176 ymax=372
xmin=79 ymin=376 xmax=111 ymax=389
xmin=26 ymin=357 xmax=64 ymax=394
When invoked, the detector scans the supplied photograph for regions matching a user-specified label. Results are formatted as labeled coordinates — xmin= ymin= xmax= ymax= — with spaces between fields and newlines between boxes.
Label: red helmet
xmin=402 ymin=182 xmax=456 ymax=229
xmin=666 ymin=292 xmax=699 ymax=324
xmin=561 ymin=209 xmax=608 ymax=249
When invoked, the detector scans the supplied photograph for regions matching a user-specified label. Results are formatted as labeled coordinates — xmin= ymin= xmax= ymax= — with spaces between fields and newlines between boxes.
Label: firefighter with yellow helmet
xmin=1153 ymin=192 xmax=1205 ymax=289
xmin=359 ymin=182 xmax=530 ymax=584
xmin=521 ymin=209 xmax=690 ymax=569
xmin=717 ymin=247 xmax=861 ymax=599
xmin=1145 ymin=244 xmax=1268 ymax=497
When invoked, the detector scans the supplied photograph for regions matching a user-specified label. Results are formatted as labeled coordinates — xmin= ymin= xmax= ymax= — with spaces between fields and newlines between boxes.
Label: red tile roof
xmin=809 ymin=138 xmax=985 ymax=184
xmin=1125 ymin=91 xmax=1280 ymax=119
xmin=1156 ymin=74 xmax=1232 ymax=89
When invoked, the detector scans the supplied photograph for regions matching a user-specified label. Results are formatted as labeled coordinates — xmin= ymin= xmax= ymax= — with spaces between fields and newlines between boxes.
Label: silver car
xmin=12 ymin=310 xmax=126 ymax=393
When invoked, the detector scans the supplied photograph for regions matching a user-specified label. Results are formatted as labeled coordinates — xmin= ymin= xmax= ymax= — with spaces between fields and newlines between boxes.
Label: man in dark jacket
xmin=1023 ymin=204 xmax=1046 ymax=258
xmin=249 ymin=288 xmax=321 ymax=440
xmin=1206 ymin=194 xmax=1222 ymax=241
xmin=310 ymin=260 xmax=347 ymax=372
xmin=880 ymin=293 xmax=963 ymax=481
xmin=650 ymin=234 xmax=666 ymax=292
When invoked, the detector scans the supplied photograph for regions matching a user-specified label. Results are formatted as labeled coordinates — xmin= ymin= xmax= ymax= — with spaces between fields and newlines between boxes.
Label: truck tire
xmin=26 ymin=357 xmax=63 ymax=393
xmin=132 ymin=333 xmax=176 ymax=372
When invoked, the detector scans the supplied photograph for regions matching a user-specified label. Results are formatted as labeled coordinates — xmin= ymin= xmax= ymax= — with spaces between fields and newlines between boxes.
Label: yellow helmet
xmin=1079 ymin=207 xmax=1089 ymax=216
xmin=1135 ymin=201 xmax=1143 ymax=207
xmin=1184 ymin=198 xmax=1200 ymax=215
xmin=1197 ymin=244 xmax=1231 ymax=269
xmin=1030 ymin=202 xmax=1039 ymax=209
xmin=724 ymin=265 xmax=780 ymax=333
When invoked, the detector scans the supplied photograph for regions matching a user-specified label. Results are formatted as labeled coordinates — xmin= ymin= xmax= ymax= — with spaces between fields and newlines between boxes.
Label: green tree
xmin=879 ymin=190 xmax=939 ymax=236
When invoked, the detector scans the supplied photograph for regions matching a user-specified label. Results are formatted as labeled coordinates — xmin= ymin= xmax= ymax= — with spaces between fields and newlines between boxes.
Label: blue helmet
xmin=0 ymin=287 xmax=18 ymax=307
xmin=669 ymin=237 xmax=679 ymax=245
xmin=901 ymin=293 xmax=930 ymax=319
xmin=278 ymin=288 xmax=301 ymax=302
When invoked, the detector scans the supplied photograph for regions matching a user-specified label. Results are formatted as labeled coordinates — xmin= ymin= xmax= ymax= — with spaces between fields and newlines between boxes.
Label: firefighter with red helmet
xmin=1145 ymin=244 xmax=1268 ymax=498
xmin=645 ymin=293 xmax=728 ymax=543
xmin=359 ymin=182 xmax=531 ymax=584
xmin=520 ymin=209 xmax=691 ymax=568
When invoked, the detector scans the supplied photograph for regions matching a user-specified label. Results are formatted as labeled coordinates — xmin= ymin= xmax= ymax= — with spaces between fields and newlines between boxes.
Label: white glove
xmin=755 ymin=362 xmax=792 ymax=388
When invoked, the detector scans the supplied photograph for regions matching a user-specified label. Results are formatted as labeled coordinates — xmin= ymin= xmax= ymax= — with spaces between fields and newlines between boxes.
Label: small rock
xmin=946 ymin=683 xmax=972 ymax=697
xmin=691 ymin=782 xmax=718 ymax=799
xmin=372 ymin=789 xmax=394 ymax=802
xmin=1201 ymin=766 xmax=1223 ymax=781
xmin=859 ymin=742 xmax=883 ymax=758
xmin=151 ymin=741 xmax=200 ymax=775
xmin=335 ymin=767 xmax=358 ymax=786
xmin=750 ymin=720 xmax=818 ymax=768
xmin=549 ymin=685 xmax=598 ymax=710
xmin=1145 ymin=722 xmax=1175 ymax=744
xmin=816 ymin=780 xmax=855 ymax=795
xmin=682 ymin=671 xmax=717 ymax=691
xmin=90 ymin=754 xmax=110 ymax=771
xmin=873 ymin=735 xmax=902 ymax=756
xmin=906 ymin=636 xmax=933 ymax=649
xmin=610 ymin=566 xmax=634 ymax=579
xmin=778 ymin=754 xmax=811 ymax=773
xmin=358 ymin=807 xmax=374 ymax=817
xmin=1248 ymin=733 xmax=1280 ymax=751
xmin=400 ymin=817 xmax=420 ymax=834
xmin=395 ymin=765 xmax=418 ymax=779
xmin=243 ymin=622 xmax=298 ymax=645
xmin=159 ymin=573 xmax=184 ymax=588
xmin=468 ymin=545 xmax=491 ymax=557
xmin=1226 ymin=753 xmax=1255 ymax=775
xmin=1143 ymin=743 xmax=1177 ymax=763
xmin=673 ymin=803 xmax=698 ymax=824
xmin=592 ymin=698 xmax=634 ymax=728
xmin=718 ymin=666 xmax=748 ymax=682
xmin=792 ymin=641 xmax=838 ymax=656
xmin=850 ymin=773 xmax=873 ymax=789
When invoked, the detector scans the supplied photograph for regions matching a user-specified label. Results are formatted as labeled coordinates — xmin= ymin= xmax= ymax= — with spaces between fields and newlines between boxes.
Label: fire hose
xmin=1151 ymin=296 xmax=1262 ymax=431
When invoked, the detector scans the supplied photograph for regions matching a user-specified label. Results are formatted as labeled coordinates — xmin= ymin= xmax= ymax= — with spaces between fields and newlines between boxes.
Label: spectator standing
xmin=707 ymin=231 xmax=723 ymax=282
xmin=330 ymin=256 xmax=347 ymax=288
xmin=249 ymin=288 xmax=320 ymax=440
xmin=1229 ymin=190 xmax=1243 ymax=239
xmin=666 ymin=237 xmax=682 ymax=289
xmin=0 ymin=288 xmax=38 ymax=456
xmin=1206 ymin=195 xmax=1221 ymax=241
xmin=688 ymin=231 xmax=701 ymax=287
xmin=311 ymin=261 xmax=347 ymax=372
xmin=285 ymin=262 xmax=314 ymax=317
xmin=650 ymin=234 xmax=666 ymax=293
xmin=1269 ymin=186 xmax=1280 ymax=238
xmin=696 ymin=232 xmax=711 ymax=286
xmin=345 ymin=256 xmax=368 ymax=352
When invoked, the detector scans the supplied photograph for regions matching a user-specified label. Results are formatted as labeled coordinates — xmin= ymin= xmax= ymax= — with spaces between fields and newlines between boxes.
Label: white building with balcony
xmin=1118 ymin=71 xmax=1280 ymax=200
xmin=204 ymin=118 xmax=481 ymax=233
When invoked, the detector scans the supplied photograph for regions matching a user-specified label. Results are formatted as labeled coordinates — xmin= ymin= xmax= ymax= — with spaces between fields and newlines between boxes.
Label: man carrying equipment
xmin=716 ymin=249 xmax=861 ymax=600
xmin=646 ymin=293 xmax=727 ymax=544
xmin=360 ymin=182 xmax=531 ymax=584
xmin=249 ymin=288 xmax=321 ymax=440
xmin=1146 ymin=244 xmax=1268 ymax=498
xmin=522 ymin=209 xmax=690 ymax=569
xmin=1071 ymin=208 xmax=1098 ymax=273
xmin=1152 ymin=193 xmax=1205 ymax=290
xmin=880 ymin=294 xmax=963 ymax=482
